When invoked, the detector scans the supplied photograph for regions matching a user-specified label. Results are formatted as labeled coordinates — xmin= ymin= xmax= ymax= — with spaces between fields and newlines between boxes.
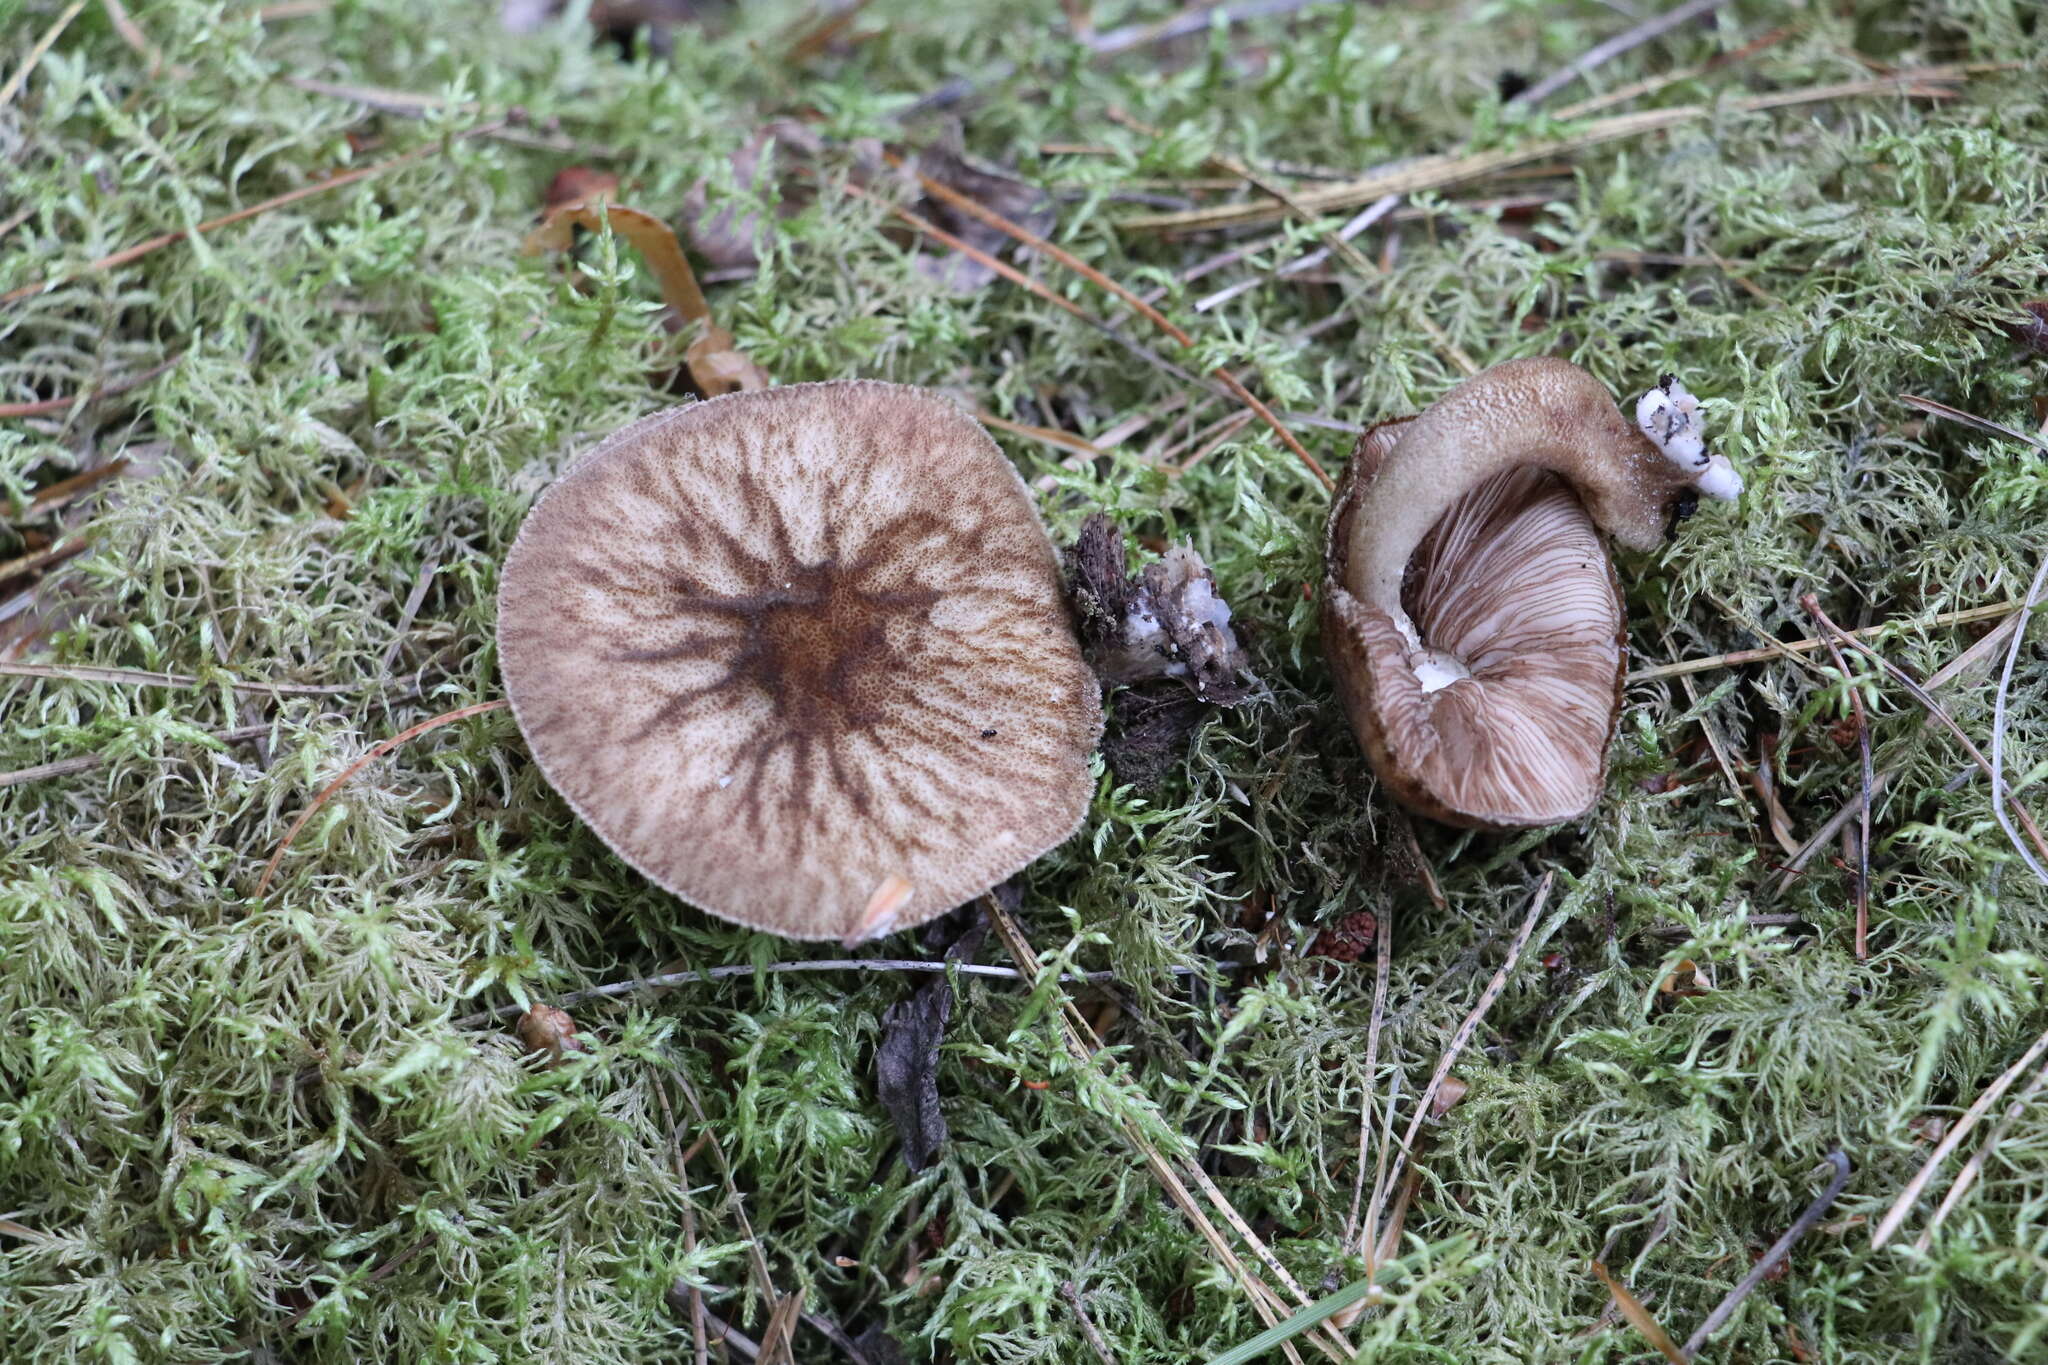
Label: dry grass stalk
xmin=980 ymin=894 xmax=1353 ymax=1365
xmin=1117 ymin=71 xmax=1973 ymax=233
xmin=2 ymin=123 xmax=508 ymax=305
xmin=1873 ymin=1023 xmax=2048 ymax=1249
xmin=252 ymin=698 xmax=509 ymax=899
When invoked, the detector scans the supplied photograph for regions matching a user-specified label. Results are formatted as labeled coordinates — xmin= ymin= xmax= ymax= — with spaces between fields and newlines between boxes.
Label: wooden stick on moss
xmin=1680 ymin=1151 xmax=1851 ymax=1358
xmin=892 ymin=160 xmax=1334 ymax=491
xmin=980 ymin=894 xmax=1349 ymax=1365
xmin=3 ymin=123 xmax=507 ymax=306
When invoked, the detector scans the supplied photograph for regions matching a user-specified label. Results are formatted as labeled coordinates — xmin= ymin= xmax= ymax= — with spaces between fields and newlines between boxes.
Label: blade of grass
xmin=1198 ymin=1270 xmax=1397 ymax=1365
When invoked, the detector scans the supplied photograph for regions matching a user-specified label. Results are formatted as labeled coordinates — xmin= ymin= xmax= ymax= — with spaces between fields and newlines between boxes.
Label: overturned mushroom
xmin=498 ymin=382 xmax=1102 ymax=942
xmin=1322 ymin=358 xmax=1740 ymax=828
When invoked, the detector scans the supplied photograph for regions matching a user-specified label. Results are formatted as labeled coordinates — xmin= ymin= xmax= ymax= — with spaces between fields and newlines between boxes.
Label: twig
xmin=380 ymin=558 xmax=441 ymax=676
xmin=667 ymin=1067 xmax=780 ymax=1312
xmin=0 ymin=720 xmax=275 ymax=789
xmin=1117 ymin=72 xmax=1972 ymax=233
xmin=1190 ymin=195 xmax=1401 ymax=312
xmin=1899 ymin=393 xmax=2048 ymax=455
xmin=1915 ymin=1050 xmax=2048 ymax=1252
xmin=0 ymin=661 xmax=357 ymax=695
xmin=1872 ymin=1023 xmax=2048 ymax=1248
xmin=1085 ymin=0 xmax=1324 ymax=56
xmin=651 ymin=1081 xmax=710 ymax=1365
xmin=1060 ymin=1281 xmax=1121 ymax=1365
xmin=3 ymin=123 xmax=506 ymax=306
xmin=99 ymin=0 xmax=168 ymax=76
xmin=980 ymin=896 xmax=1345 ymax=1365
xmin=1680 ymin=1151 xmax=1851 ymax=1358
xmin=449 ymin=958 xmax=1223 ymax=1029
xmin=694 ymin=1308 xmax=761 ymax=1363
xmin=1343 ymin=899 xmax=1394 ymax=1255
xmin=1802 ymin=595 xmax=2048 ymax=883
xmin=1551 ymin=24 xmax=1796 ymax=118
xmin=896 ymin=162 xmax=1333 ymax=490
xmin=16 ymin=458 xmax=132 ymax=516
xmin=1511 ymin=0 xmax=1727 ymax=107
xmin=272 ymin=1231 xmax=437 ymax=1334
xmin=0 ymin=0 xmax=88 ymax=109
xmin=0 ymin=536 xmax=89 ymax=584
xmin=1805 ymin=602 xmax=1873 ymax=959
xmin=0 ymin=355 xmax=183 ymax=419
xmin=1628 ymin=600 xmax=2020 ymax=682
xmin=1375 ymin=875 xmax=1553 ymax=1215
xmin=252 ymin=698 xmax=510 ymax=899
xmin=1768 ymin=610 xmax=2029 ymax=895
xmin=1991 ymin=554 xmax=2048 ymax=899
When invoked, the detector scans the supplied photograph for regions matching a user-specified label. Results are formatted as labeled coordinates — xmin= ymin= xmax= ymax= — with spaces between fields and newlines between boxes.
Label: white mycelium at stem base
xmin=1636 ymin=374 xmax=1743 ymax=504
xmin=1322 ymin=357 xmax=1743 ymax=829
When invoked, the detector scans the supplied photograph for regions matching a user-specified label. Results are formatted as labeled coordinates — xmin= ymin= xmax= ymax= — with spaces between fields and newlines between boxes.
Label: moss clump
xmin=4 ymin=1 xmax=2048 ymax=1361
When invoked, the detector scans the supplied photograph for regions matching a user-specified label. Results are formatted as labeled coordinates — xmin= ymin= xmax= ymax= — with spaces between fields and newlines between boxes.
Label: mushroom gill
xmin=1322 ymin=358 xmax=1741 ymax=829
xmin=497 ymin=381 xmax=1103 ymax=942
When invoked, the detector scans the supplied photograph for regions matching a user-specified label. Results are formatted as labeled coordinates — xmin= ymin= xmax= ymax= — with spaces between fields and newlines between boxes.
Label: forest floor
xmin=4 ymin=1 xmax=2048 ymax=1361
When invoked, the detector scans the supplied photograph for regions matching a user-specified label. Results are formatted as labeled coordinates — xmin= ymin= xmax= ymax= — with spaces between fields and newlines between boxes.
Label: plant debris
xmin=515 ymin=1004 xmax=588 ymax=1064
xmin=522 ymin=198 xmax=767 ymax=396
xmin=1065 ymin=513 xmax=1255 ymax=786
xmin=875 ymin=902 xmax=992 ymax=1172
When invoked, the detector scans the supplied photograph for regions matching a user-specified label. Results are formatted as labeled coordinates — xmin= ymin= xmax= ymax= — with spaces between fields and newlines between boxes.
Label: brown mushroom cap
xmin=1322 ymin=357 xmax=1732 ymax=829
xmin=498 ymin=381 xmax=1102 ymax=941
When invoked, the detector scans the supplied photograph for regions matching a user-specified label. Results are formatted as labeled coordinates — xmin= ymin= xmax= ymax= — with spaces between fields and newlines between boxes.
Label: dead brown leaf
xmin=523 ymin=199 xmax=767 ymax=396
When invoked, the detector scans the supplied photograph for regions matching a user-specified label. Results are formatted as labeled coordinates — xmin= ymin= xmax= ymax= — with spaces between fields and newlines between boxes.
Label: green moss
xmin=4 ymin=0 xmax=2048 ymax=1360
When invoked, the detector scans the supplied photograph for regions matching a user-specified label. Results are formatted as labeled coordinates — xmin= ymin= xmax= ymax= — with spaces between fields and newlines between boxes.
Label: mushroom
xmin=497 ymin=381 xmax=1103 ymax=942
xmin=1321 ymin=358 xmax=1741 ymax=828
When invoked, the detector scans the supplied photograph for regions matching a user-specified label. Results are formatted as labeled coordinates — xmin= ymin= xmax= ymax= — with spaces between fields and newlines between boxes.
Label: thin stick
xmin=1899 ymin=393 xmax=2048 ymax=455
xmin=0 ymin=355 xmax=183 ymax=419
xmin=651 ymin=1081 xmax=710 ymax=1365
xmin=1511 ymin=0 xmax=1727 ymax=107
xmin=896 ymin=162 xmax=1332 ymax=490
xmin=1803 ymin=596 xmax=2048 ymax=883
xmin=1871 ymin=1023 xmax=2048 ymax=1248
xmin=1679 ymin=1151 xmax=1851 ymax=1358
xmin=1117 ymin=72 xmax=1971 ymax=233
xmin=1914 ymin=1050 xmax=2048 ymax=1252
xmin=0 ymin=720 xmax=275 ymax=789
xmin=252 ymin=698 xmax=509 ymax=899
xmin=0 ymin=0 xmax=89 ymax=109
xmin=0 ymin=661 xmax=357 ymax=695
xmin=667 ymin=1067 xmax=780 ymax=1311
xmin=1768 ymin=610 xmax=2029 ymax=895
xmin=1377 ymin=874 xmax=1554 ymax=1210
xmin=1343 ymin=901 xmax=1394 ymax=1255
xmin=3 ymin=124 xmax=504 ymax=306
xmin=449 ymin=959 xmax=1223 ymax=1029
xmin=980 ymin=896 xmax=1341 ymax=1365
xmin=1191 ymin=195 xmax=1401 ymax=313
xmin=1591 ymin=1260 xmax=1688 ymax=1364
xmin=1991 ymin=554 xmax=2048 ymax=900
xmin=1084 ymin=0 xmax=1324 ymax=56
xmin=1806 ymin=603 xmax=1873 ymax=959
xmin=1060 ymin=1281 xmax=1121 ymax=1365
xmin=1628 ymin=600 xmax=2019 ymax=683
xmin=380 ymin=558 xmax=441 ymax=676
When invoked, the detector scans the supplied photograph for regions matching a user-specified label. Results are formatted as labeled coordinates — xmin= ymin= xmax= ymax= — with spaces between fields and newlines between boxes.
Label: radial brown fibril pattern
xmin=497 ymin=381 xmax=1102 ymax=942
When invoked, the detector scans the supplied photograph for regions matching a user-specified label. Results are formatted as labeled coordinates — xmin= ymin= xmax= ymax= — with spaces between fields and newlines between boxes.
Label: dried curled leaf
xmin=522 ymin=200 xmax=767 ymax=397
xmin=515 ymin=1004 xmax=588 ymax=1064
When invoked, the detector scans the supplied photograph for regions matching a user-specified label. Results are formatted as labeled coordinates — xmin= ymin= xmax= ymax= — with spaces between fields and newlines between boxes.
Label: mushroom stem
xmin=1341 ymin=358 xmax=1736 ymax=655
